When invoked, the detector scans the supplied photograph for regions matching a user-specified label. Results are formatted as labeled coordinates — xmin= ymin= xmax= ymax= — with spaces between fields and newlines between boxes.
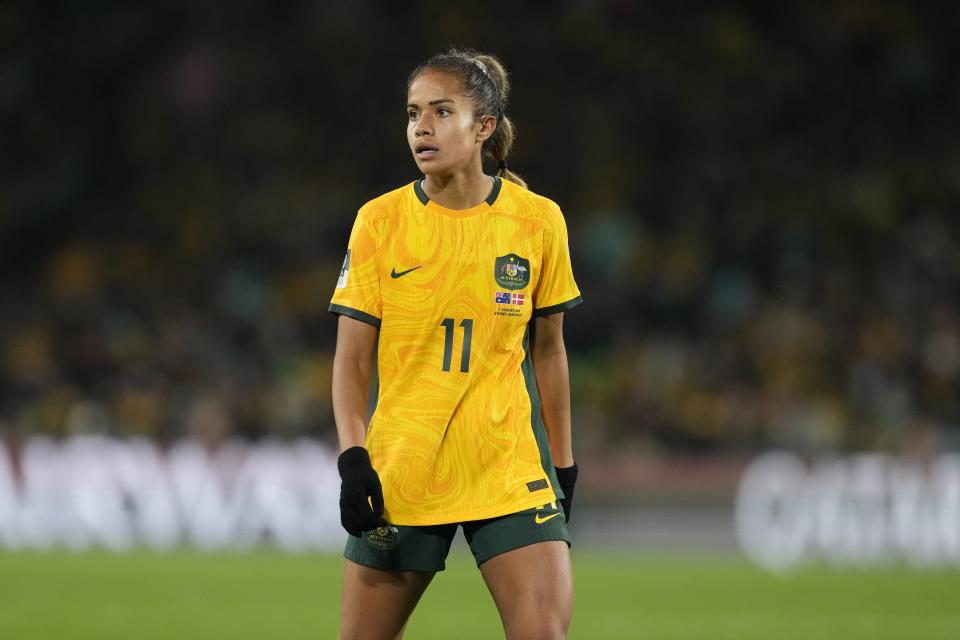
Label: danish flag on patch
xmin=511 ymin=293 xmax=525 ymax=305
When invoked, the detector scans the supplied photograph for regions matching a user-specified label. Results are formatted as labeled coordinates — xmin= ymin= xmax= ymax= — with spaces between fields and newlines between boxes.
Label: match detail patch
xmin=494 ymin=291 xmax=525 ymax=305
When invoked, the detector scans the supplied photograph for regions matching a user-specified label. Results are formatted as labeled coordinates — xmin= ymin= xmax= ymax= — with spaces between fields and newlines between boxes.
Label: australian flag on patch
xmin=495 ymin=291 xmax=511 ymax=304
xmin=511 ymin=293 xmax=525 ymax=305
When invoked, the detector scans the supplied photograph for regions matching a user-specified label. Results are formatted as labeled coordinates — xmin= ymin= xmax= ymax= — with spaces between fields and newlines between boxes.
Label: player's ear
xmin=476 ymin=114 xmax=497 ymax=143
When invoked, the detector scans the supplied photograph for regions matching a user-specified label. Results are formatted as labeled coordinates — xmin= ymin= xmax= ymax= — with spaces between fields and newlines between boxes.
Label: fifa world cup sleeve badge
xmin=336 ymin=249 xmax=351 ymax=289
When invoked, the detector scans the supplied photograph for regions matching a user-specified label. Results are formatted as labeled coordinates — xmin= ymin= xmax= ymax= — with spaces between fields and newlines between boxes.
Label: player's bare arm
xmin=332 ymin=315 xmax=377 ymax=451
xmin=531 ymin=312 xmax=574 ymax=468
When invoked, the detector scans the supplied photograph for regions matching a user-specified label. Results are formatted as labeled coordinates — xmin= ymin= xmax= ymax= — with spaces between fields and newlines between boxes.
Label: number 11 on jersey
xmin=440 ymin=318 xmax=473 ymax=373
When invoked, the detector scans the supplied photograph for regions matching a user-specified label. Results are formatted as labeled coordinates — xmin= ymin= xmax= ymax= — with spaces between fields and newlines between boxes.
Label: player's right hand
xmin=337 ymin=446 xmax=389 ymax=537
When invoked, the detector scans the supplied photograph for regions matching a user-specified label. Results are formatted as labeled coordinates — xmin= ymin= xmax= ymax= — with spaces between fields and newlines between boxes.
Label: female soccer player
xmin=330 ymin=47 xmax=581 ymax=640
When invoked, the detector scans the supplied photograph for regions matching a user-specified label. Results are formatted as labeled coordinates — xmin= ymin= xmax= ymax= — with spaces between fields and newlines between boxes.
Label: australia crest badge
xmin=494 ymin=253 xmax=530 ymax=290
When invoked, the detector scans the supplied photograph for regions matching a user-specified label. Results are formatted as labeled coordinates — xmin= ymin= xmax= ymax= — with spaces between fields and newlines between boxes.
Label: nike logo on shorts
xmin=534 ymin=512 xmax=561 ymax=525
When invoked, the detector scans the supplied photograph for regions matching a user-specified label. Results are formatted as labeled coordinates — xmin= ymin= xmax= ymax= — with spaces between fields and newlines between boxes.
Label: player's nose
xmin=415 ymin=114 xmax=433 ymax=136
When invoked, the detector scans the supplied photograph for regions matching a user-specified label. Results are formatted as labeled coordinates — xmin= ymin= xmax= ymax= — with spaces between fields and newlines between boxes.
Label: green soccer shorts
xmin=344 ymin=502 xmax=571 ymax=572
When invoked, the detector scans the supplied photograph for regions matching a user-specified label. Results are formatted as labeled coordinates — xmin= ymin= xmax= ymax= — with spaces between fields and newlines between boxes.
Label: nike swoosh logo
xmin=535 ymin=512 xmax=561 ymax=525
xmin=390 ymin=265 xmax=422 ymax=279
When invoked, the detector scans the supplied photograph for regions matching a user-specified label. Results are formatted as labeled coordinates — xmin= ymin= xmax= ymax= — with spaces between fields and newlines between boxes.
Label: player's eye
xmin=436 ymin=108 xmax=450 ymax=116
xmin=407 ymin=111 xmax=419 ymax=121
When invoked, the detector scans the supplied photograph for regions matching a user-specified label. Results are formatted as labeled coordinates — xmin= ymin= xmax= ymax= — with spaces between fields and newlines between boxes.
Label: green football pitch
xmin=1 ymin=549 xmax=957 ymax=639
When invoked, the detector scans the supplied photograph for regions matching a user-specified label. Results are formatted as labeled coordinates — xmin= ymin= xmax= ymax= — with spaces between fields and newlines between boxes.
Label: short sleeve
xmin=533 ymin=202 xmax=583 ymax=317
xmin=329 ymin=207 xmax=382 ymax=327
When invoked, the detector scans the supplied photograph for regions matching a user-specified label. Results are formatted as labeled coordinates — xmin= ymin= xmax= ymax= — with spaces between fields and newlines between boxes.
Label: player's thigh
xmin=339 ymin=559 xmax=435 ymax=640
xmin=479 ymin=540 xmax=573 ymax=640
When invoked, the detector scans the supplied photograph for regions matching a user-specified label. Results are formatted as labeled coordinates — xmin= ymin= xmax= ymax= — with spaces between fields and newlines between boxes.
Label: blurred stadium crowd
xmin=2 ymin=2 xmax=958 ymax=456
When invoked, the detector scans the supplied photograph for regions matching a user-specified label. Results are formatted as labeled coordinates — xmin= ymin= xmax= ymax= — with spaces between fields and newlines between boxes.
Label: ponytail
xmin=488 ymin=112 xmax=527 ymax=189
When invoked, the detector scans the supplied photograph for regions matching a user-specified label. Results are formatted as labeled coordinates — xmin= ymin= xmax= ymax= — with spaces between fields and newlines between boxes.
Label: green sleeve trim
xmin=533 ymin=295 xmax=583 ymax=318
xmin=329 ymin=304 xmax=382 ymax=328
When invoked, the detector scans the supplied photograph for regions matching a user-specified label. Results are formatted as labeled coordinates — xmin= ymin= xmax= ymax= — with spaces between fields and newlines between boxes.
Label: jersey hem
xmin=329 ymin=303 xmax=382 ymax=328
xmin=384 ymin=491 xmax=560 ymax=527
xmin=533 ymin=295 xmax=583 ymax=317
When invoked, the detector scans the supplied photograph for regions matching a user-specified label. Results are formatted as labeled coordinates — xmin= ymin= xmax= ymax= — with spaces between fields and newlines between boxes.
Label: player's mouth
xmin=415 ymin=142 xmax=438 ymax=159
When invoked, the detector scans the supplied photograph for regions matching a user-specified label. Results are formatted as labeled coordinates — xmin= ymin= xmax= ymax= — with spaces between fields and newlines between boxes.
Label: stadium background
xmin=2 ymin=1 xmax=959 ymax=638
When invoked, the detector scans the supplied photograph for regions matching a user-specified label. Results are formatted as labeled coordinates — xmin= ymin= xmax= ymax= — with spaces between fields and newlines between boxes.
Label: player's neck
xmin=422 ymin=171 xmax=494 ymax=210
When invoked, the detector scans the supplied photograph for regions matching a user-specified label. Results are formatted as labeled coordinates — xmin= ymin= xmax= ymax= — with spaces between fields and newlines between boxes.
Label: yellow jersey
xmin=330 ymin=176 xmax=581 ymax=525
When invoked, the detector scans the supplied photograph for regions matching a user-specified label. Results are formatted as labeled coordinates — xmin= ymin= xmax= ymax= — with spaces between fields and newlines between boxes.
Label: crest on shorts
xmin=494 ymin=253 xmax=530 ymax=291
xmin=364 ymin=525 xmax=400 ymax=550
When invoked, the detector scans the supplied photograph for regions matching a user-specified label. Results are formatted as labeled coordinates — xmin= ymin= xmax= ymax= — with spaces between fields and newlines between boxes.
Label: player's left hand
xmin=555 ymin=463 xmax=578 ymax=523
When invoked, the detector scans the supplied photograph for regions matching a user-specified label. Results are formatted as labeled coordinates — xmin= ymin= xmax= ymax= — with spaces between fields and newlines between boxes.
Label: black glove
xmin=338 ymin=446 xmax=388 ymax=537
xmin=555 ymin=463 xmax=578 ymax=523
